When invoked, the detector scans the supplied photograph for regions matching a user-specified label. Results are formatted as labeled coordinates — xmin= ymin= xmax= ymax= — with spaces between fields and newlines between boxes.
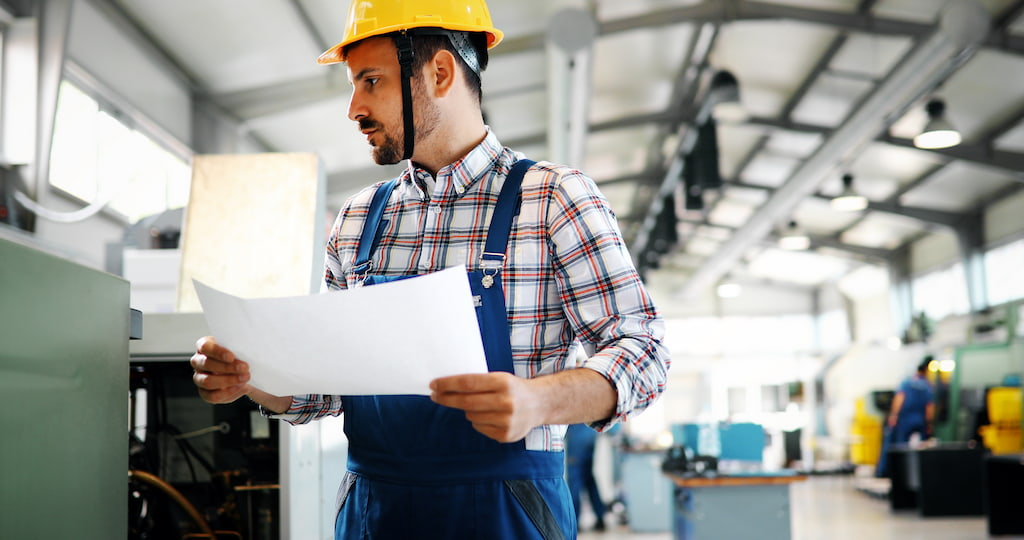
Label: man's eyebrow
xmin=351 ymin=67 xmax=382 ymax=83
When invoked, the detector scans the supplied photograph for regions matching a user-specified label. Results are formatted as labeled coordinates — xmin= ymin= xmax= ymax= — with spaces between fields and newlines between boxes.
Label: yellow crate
xmin=979 ymin=424 xmax=1023 ymax=455
xmin=987 ymin=387 xmax=1022 ymax=424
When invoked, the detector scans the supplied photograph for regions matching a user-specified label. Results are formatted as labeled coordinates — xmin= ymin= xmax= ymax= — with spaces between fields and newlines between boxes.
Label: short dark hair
xmin=918 ymin=355 xmax=934 ymax=373
xmin=409 ymin=31 xmax=488 ymax=104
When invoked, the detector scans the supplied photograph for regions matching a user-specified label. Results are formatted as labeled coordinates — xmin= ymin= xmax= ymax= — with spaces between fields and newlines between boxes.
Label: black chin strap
xmin=394 ymin=32 xmax=415 ymax=162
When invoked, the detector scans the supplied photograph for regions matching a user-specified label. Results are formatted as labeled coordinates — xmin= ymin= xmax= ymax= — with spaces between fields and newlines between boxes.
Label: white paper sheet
xmin=193 ymin=265 xmax=487 ymax=396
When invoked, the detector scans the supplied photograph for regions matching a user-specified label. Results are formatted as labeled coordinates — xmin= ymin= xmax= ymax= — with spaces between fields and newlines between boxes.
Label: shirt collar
xmin=405 ymin=129 xmax=503 ymax=199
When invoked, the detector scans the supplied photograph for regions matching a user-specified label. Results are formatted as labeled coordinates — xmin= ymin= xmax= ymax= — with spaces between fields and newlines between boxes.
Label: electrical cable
xmin=175 ymin=422 xmax=231 ymax=440
xmin=12 ymin=188 xmax=117 ymax=223
xmin=128 ymin=469 xmax=217 ymax=539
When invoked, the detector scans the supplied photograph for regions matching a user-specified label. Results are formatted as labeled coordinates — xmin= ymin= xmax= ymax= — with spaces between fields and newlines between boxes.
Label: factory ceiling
xmin=31 ymin=0 xmax=1024 ymax=311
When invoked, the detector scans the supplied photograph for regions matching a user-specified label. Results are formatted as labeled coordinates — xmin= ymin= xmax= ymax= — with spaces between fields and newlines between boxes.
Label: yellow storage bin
xmin=849 ymin=397 xmax=883 ymax=465
xmin=987 ymin=387 xmax=1022 ymax=424
xmin=979 ymin=387 xmax=1023 ymax=455
xmin=979 ymin=425 xmax=1022 ymax=455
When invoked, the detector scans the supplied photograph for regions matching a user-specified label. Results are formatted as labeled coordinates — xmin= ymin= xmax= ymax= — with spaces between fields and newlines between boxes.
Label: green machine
xmin=932 ymin=303 xmax=1024 ymax=443
xmin=0 ymin=236 xmax=132 ymax=538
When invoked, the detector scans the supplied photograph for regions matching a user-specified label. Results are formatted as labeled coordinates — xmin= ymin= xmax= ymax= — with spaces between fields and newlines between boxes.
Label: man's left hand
xmin=430 ymin=372 xmax=544 ymax=443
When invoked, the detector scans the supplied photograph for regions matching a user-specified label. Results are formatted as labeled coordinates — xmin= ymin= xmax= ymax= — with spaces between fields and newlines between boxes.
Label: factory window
xmin=911 ymin=263 xmax=970 ymax=322
xmin=48 ymin=80 xmax=191 ymax=223
xmin=985 ymin=237 xmax=1024 ymax=306
xmin=668 ymin=314 xmax=816 ymax=356
xmin=818 ymin=309 xmax=851 ymax=351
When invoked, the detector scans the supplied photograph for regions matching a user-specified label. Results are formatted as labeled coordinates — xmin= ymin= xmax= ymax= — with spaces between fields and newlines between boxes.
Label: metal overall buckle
xmin=479 ymin=253 xmax=505 ymax=289
xmin=352 ymin=261 xmax=373 ymax=288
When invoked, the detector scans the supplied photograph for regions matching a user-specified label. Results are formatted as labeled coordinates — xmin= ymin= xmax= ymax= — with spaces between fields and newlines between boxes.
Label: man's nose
xmin=348 ymin=91 xmax=366 ymax=122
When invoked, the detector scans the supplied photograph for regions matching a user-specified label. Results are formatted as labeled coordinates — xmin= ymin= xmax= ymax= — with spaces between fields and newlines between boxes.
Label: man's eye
xmin=366 ymin=78 xmax=379 ymax=88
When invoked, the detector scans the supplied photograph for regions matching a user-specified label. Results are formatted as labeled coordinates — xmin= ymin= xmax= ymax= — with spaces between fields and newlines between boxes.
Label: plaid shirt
xmin=274 ymin=131 xmax=669 ymax=451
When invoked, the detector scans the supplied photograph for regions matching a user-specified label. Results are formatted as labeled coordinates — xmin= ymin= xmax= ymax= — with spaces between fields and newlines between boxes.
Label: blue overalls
xmin=334 ymin=160 xmax=575 ymax=540
xmin=876 ymin=374 xmax=934 ymax=478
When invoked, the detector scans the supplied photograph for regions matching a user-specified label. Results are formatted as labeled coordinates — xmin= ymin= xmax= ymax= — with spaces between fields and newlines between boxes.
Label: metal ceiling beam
xmin=728 ymin=178 xmax=964 ymax=228
xmin=880 ymin=137 xmax=1024 ymax=181
xmin=859 ymin=200 xmax=962 ymax=228
xmin=780 ymin=34 xmax=849 ymax=121
xmin=198 ymin=0 xmax=1024 ymax=132
xmin=599 ymin=0 xmax=933 ymax=38
xmin=215 ymin=73 xmax=348 ymax=120
xmin=286 ymin=0 xmax=331 ymax=54
xmin=679 ymin=215 xmax=893 ymax=263
xmin=746 ymin=116 xmax=1024 ymax=181
xmin=670 ymin=10 xmax=859 ymax=267
xmin=988 ymin=0 xmax=1024 ymax=55
xmin=675 ymin=0 xmax=990 ymax=299
xmin=210 ymin=0 xmax=959 ymax=128
xmin=89 ymin=0 xmax=202 ymax=90
xmin=0 ymin=0 xmax=32 ymax=17
xmin=808 ymin=234 xmax=892 ymax=262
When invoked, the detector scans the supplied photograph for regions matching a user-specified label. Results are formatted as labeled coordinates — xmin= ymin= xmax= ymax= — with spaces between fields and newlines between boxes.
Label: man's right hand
xmin=191 ymin=336 xmax=251 ymax=404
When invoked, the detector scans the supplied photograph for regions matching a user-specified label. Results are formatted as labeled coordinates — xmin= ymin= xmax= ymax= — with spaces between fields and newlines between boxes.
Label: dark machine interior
xmin=128 ymin=361 xmax=280 ymax=540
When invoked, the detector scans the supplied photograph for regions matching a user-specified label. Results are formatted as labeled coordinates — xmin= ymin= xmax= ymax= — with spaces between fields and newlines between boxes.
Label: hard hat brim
xmin=317 ymin=24 xmax=504 ymax=65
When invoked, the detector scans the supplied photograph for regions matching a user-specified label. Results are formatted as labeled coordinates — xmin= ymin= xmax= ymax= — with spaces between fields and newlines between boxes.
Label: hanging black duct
xmin=689 ymin=118 xmax=722 ymax=190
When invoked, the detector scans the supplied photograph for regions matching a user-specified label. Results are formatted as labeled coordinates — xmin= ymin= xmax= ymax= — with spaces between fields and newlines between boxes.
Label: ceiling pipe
xmin=675 ymin=0 xmax=990 ymax=299
xmin=631 ymin=23 xmax=720 ymax=264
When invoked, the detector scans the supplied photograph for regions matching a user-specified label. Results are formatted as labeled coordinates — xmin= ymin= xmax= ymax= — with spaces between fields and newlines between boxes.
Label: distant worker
xmin=877 ymin=356 xmax=935 ymax=477
xmin=565 ymin=423 xmax=608 ymax=531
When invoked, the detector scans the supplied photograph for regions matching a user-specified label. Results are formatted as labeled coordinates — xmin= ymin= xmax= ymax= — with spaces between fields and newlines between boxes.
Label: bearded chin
xmin=372 ymin=133 xmax=403 ymax=165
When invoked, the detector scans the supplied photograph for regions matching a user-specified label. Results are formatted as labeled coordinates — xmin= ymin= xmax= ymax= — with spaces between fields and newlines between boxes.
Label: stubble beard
xmin=368 ymin=77 xmax=441 ymax=166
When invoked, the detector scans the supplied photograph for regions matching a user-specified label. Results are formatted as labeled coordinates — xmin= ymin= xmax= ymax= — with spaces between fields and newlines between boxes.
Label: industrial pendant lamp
xmin=778 ymin=220 xmax=810 ymax=251
xmin=716 ymin=276 xmax=742 ymax=298
xmin=708 ymin=70 xmax=747 ymax=123
xmin=830 ymin=173 xmax=868 ymax=212
xmin=913 ymin=98 xmax=961 ymax=149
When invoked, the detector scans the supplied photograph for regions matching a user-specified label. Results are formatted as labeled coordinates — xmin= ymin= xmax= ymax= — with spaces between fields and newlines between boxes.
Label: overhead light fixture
xmin=830 ymin=173 xmax=868 ymax=212
xmin=716 ymin=278 xmax=742 ymax=298
xmin=708 ymin=70 xmax=747 ymax=123
xmin=913 ymin=98 xmax=961 ymax=149
xmin=778 ymin=220 xmax=810 ymax=251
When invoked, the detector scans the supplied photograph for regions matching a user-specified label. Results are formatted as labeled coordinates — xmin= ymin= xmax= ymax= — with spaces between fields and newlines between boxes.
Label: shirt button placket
xmin=420 ymin=202 xmax=440 ymax=272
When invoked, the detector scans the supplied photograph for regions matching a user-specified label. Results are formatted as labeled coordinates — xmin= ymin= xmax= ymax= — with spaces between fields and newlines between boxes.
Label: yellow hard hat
xmin=317 ymin=0 xmax=505 ymax=65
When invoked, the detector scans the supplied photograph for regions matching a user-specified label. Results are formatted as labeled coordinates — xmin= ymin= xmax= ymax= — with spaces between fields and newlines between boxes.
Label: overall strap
xmin=353 ymin=178 xmax=400 ymax=278
xmin=480 ymin=159 xmax=536 ymax=268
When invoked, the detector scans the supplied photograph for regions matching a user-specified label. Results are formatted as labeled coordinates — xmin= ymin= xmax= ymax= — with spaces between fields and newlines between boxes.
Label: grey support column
xmin=956 ymin=211 xmax=987 ymax=313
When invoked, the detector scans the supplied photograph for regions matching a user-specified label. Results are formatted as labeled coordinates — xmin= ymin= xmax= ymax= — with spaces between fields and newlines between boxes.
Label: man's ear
xmin=427 ymin=49 xmax=458 ymax=98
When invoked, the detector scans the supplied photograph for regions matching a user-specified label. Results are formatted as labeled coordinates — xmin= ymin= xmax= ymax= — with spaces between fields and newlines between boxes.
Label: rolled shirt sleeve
xmin=544 ymin=167 xmax=670 ymax=430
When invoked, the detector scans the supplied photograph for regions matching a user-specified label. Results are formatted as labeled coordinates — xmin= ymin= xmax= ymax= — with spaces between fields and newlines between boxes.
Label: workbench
xmin=664 ymin=472 xmax=806 ymax=540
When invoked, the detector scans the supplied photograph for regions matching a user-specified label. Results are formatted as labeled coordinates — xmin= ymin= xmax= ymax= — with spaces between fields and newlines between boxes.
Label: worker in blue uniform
xmin=565 ymin=423 xmax=608 ymax=531
xmin=876 ymin=356 xmax=935 ymax=478
xmin=190 ymin=0 xmax=670 ymax=538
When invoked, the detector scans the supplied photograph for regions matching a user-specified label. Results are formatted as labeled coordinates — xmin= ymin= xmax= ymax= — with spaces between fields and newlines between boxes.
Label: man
xmin=190 ymin=1 xmax=669 ymax=538
xmin=876 ymin=356 xmax=935 ymax=477
xmin=888 ymin=356 xmax=936 ymax=442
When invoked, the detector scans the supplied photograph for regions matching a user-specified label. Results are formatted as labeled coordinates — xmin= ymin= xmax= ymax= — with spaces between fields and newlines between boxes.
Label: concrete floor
xmin=578 ymin=475 xmax=1019 ymax=540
